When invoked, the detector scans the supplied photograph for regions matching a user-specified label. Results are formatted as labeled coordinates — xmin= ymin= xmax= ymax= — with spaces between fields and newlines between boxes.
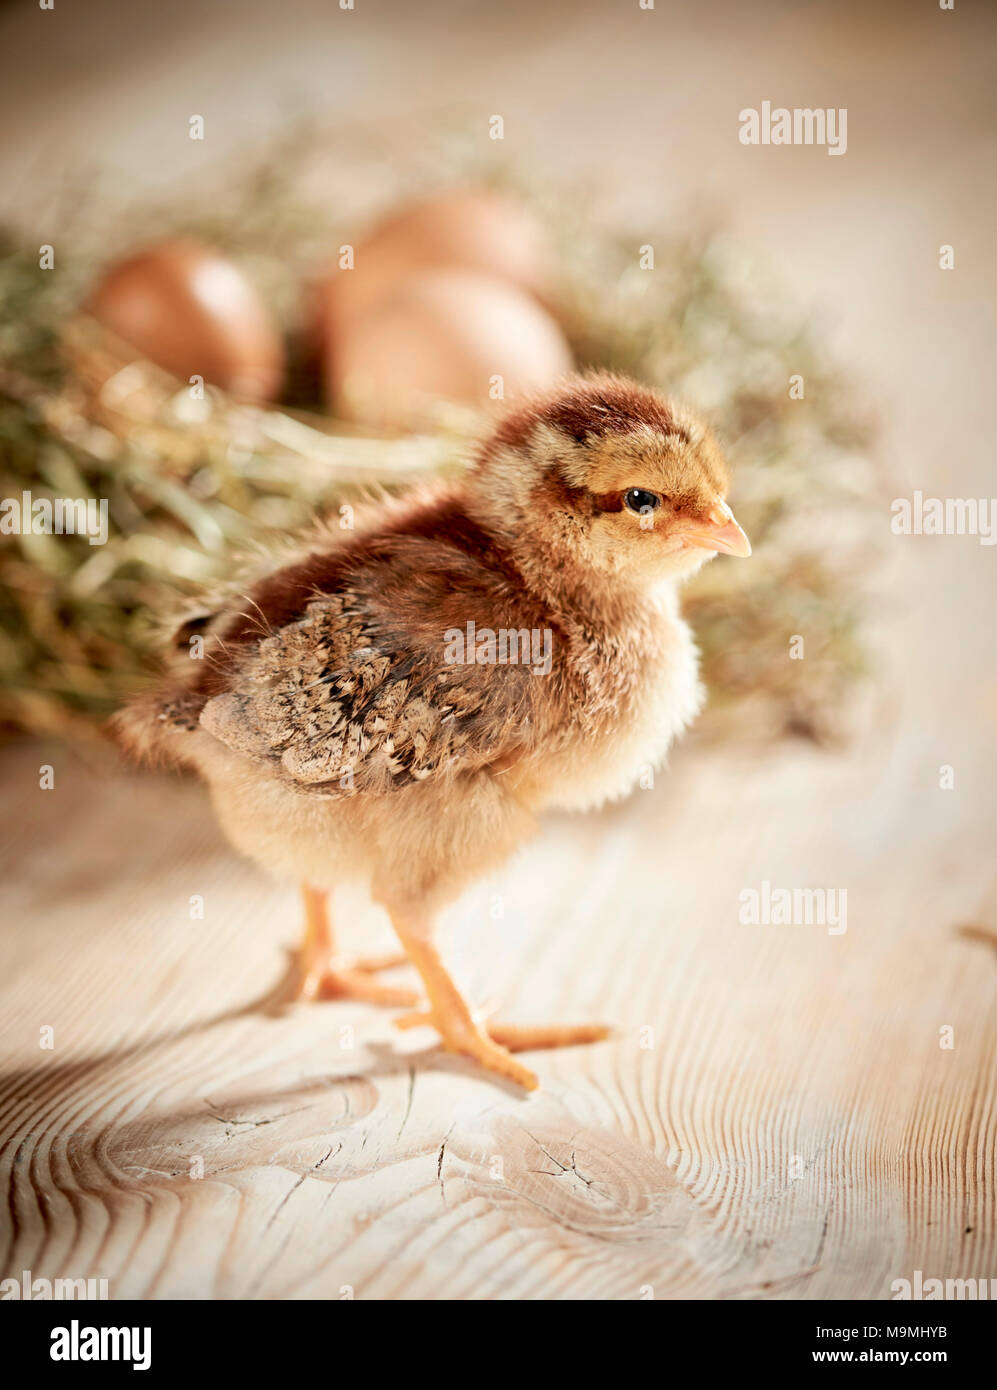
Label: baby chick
xmin=117 ymin=374 xmax=750 ymax=1089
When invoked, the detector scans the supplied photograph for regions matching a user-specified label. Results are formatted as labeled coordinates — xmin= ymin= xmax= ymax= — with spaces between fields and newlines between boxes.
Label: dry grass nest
xmin=0 ymin=129 xmax=884 ymax=752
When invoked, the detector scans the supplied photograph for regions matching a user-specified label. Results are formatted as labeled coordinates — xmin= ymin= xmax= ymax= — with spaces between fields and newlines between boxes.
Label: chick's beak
xmin=676 ymin=501 xmax=752 ymax=558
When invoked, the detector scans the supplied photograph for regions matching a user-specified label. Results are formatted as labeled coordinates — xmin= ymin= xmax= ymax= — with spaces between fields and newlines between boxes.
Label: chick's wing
xmin=198 ymin=560 xmax=540 ymax=798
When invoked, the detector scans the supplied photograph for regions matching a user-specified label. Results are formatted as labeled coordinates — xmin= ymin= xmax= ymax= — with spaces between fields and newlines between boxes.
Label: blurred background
xmin=0 ymin=0 xmax=994 ymax=1301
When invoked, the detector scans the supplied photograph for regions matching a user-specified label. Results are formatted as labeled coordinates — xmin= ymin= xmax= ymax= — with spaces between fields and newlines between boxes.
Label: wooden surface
xmin=1 ymin=0 xmax=996 ymax=1301
xmin=1 ymin=684 xmax=994 ymax=1300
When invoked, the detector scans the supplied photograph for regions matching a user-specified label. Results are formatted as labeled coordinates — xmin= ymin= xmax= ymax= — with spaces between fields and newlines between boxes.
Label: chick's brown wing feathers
xmin=198 ymin=548 xmax=541 ymax=799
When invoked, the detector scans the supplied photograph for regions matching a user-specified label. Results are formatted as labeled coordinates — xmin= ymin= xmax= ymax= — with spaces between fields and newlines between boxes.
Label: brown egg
xmin=88 ymin=241 xmax=284 ymax=402
xmin=339 ymin=187 xmax=550 ymax=312
xmin=316 ymin=189 xmax=554 ymax=387
xmin=329 ymin=268 xmax=572 ymax=427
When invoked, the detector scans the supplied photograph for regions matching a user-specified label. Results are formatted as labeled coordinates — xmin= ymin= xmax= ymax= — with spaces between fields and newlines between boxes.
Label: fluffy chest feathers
xmin=522 ymin=585 xmax=703 ymax=813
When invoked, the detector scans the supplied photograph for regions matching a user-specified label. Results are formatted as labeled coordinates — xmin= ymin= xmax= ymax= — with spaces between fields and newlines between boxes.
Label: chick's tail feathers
xmin=109 ymin=682 xmax=208 ymax=770
xmin=108 ymin=594 xmax=236 ymax=767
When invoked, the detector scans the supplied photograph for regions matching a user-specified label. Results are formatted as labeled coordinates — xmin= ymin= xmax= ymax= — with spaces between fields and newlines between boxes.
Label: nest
xmin=0 ymin=130 xmax=881 ymax=750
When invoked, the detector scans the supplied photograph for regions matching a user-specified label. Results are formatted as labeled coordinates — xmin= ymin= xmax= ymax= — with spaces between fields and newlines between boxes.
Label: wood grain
xmin=1 ymin=698 xmax=994 ymax=1300
xmin=1 ymin=0 xmax=996 ymax=1302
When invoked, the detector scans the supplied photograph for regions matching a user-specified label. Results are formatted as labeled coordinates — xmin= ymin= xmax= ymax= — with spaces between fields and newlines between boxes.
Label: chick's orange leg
xmin=386 ymin=915 xmax=539 ymax=1090
xmin=386 ymin=908 xmax=610 ymax=1089
xmin=394 ymin=1013 xmax=611 ymax=1053
xmin=295 ymin=885 xmax=420 ymax=1007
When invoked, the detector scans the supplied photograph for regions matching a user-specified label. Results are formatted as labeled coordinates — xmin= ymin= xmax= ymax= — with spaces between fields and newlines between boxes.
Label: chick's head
xmin=473 ymin=374 xmax=750 ymax=585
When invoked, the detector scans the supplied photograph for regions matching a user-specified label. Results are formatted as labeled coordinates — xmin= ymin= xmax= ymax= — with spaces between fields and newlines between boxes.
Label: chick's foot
xmin=294 ymin=884 xmax=420 ymax=1006
xmin=394 ymin=1007 xmax=543 ymax=1090
xmin=395 ymin=1009 xmax=610 ymax=1088
xmin=295 ymin=953 xmax=419 ymax=1007
xmin=314 ymin=959 xmax=420 ymax=1007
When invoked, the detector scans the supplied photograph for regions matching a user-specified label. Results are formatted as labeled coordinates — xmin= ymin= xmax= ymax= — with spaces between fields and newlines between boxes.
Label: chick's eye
xmin=624 ymin=488 xmax=661 ymax=514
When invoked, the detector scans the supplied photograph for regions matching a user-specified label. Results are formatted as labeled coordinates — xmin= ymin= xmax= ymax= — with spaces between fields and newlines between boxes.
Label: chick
xmin=116 ymin=374 xmax=750 ymax=1089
